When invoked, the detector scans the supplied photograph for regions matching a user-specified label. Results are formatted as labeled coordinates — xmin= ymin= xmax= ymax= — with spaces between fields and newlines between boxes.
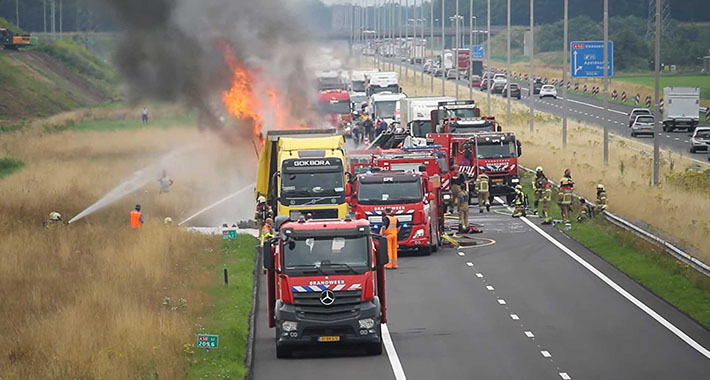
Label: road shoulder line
xmin=382 ymin=323 xmax=407 ymax=380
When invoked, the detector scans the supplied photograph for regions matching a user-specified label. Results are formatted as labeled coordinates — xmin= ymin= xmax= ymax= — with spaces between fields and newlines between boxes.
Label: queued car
xmin=533 ymin=78 xmax=543 ymax=94
xmin=539 ymin=85 xmax=557 ymax=99
xmin=491 ymin=81 xmax=506 ymax=94
xmin=628 ymin=108 xmax=652 ymax=127
xmin=433 ymin=67 xmax=445 ymax=77
xmin=502 ymin=83 xmax=522 ymax=99
xmin=446 ymin=68 xmax=467 ymax=80
xmin=480 ymin=78 xmax=494 ymax=91
xmin=689 ymin=126 xmax=710 ymax=153
xmin=630 ymin=114 xmax=655 ymax=137
xmin=471 ymin=75 xmax=482 ymax=87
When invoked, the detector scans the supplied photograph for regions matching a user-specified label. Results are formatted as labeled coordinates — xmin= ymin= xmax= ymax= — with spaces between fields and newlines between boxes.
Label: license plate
xmin=492 ymin=179 xmax=503 ymax=182
xmin=318 ymin=336 xmax=340 ymax=342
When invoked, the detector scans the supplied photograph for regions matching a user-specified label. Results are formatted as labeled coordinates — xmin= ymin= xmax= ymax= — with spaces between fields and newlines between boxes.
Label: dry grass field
xmin=385 ymin=62 xmax=710 ymax=262
xmin=0 ymin=110 xmax=255 ymax=379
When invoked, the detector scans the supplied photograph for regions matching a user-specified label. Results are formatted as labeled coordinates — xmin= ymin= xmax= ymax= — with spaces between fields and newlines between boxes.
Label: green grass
xmin=0 ymin=157 xmax=24 ymax=179
xmin=186 ymin=234 xmax=257 ymax=380
xmin=521 ymin=175 xmax=710 ymax=327
xmin=44 ymin=115 xmax=197 ymax=133
xmin=615 ymin=74 xmax=710 ymax=100
xmin=0 ymin=124 xmax=23 ymax=133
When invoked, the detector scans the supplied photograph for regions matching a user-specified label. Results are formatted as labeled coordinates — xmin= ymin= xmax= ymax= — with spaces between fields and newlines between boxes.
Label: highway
xmin=385 ymin=60 xmax=710 ymax=165
xmin=252 ymin=202 xmax=710 ymax=379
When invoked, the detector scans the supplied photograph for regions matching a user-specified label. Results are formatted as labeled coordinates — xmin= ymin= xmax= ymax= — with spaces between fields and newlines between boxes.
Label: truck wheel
xmin=276 ymin=345 xmax=292 ymax=359
xmin=631 ymin=131 xmax=636 ymax=137
xmin=366 ymin=341 xmax=383 ymax=355
xmin=690 ymin=146 xmax=697 ymax=153
xmin=419 ymin=245 xmax=433 ymax=256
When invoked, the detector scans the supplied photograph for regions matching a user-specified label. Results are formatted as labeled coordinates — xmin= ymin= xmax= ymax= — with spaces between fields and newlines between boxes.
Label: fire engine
xmin=262 ymin=216 xmax=389 ymax=358
xmin=430 ymin=100 xmax=500 ymax=134
xmin=428 ymin=132 xmax=522 ymax=204
xmin=349 ymin=170 xmax=442 ymax=254
xmin=317 ymin=90 xmax=353 ymax=136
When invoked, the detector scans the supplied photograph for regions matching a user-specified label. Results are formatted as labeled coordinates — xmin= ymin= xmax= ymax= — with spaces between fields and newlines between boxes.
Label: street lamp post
xmin=486 ymin=0 xmax=491 ymax=115
xmin=529 ymin=0 xmax=534 ymax=132
xmin=562 ymin=0 xmax=568 ymax=148
xmin=430 ymin=1 xmax=435 ymax=92
xmin=455 ymin=0 xmax=460 ymax=99
xmin=653 ymin=0 xmax=661 ymax=185
xmin=602 ymin=0 xmax=609 ymax=164
xmin=469 ymin=3 xmax=474 ymax=100
xmin=441 ymin=0 xmax=446 ymax=96
xmin=506 ymin=0 xmax=511 ymax=125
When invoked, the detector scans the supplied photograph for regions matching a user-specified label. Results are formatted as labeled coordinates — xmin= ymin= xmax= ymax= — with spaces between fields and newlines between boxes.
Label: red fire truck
xmin=430 ymin=100 xmax=501 ymax=134
xmin=262 ymin=217 xmax=389 ymax=358
xmin=349 ymin=170 xmax=442 ymax=255
xmin=428 ymin=132 xmax=522 ymax=204
xmin=317 ymin=90 xmax=353 ymax=136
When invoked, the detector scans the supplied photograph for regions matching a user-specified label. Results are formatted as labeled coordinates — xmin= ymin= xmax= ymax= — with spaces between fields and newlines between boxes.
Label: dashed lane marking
xmin=458 ymin=252 xmax=465 ymax=256
xmin=487 ymin=285 xmax=495 ymax=291
xmin=382 ymin=324 xmax=407 ymax=380
xmin=560 ymin=373 xmax=572 ymax=380
xmin=525 ymin=331 xmax=535 ymax=338
xmin=510 ymin=314 xmax=520 ymax=320
xmin=475 ymin=273 xmax=484 ymax=278
xmin=493 ymin=196 xmax=710 ymax=360
xmin=466 ymin=262 xmax=474 ymax=267
xmin=498 ymin=299 xmax=507 ymax=305
xmin=541 ymin=350 xmax=552 ymax=358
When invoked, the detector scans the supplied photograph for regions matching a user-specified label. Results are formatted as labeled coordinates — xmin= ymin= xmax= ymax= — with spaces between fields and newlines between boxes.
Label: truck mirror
xmin=426 ymin=180 xmax=434 ymax=193
xmin=376 ymin=236 xmax=389 ymax=267
xmin=273 ymin=215 xmax=290 ymax=231
xmin=262 ymin=241 xmax=274 ymax=270
xmin=517 ymin=141 xmax=522 ymax=157
xmin=346 ymin=182 xmax=352 ymax=195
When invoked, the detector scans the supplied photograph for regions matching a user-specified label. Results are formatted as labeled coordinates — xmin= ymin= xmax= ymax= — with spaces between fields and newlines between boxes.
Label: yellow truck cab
xmin=257 ymin=129 xmax=349 ymax=219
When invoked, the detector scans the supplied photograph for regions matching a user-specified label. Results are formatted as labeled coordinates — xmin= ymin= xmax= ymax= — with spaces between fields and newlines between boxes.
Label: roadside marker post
xmin=197 ymin=334 xmax=219 ymax=352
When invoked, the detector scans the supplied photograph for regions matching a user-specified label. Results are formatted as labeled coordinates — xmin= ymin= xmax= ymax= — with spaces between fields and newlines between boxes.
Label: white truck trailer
xmin=662 ymin=87 xmax=700 ymax=132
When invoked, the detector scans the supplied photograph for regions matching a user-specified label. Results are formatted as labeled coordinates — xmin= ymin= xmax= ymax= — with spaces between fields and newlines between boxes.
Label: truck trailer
xmin=256 ymin=129 xmax=349 ymax=220
xmin=662 ymin=87 xmax=700 ymax=132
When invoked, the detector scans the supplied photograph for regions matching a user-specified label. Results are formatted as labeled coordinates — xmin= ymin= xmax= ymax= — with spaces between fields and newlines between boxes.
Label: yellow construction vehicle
xmin=0 ymin=27 xmax=37 ymax=50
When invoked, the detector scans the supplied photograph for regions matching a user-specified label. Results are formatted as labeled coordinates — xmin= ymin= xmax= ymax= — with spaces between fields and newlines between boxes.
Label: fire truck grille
xmin=295 ymin=208 xmax=339 ymax=219
xmin=293 ymin=290 xmax=362 ymax=321
xmin=397 ymin=226 xmax=412 ymax=242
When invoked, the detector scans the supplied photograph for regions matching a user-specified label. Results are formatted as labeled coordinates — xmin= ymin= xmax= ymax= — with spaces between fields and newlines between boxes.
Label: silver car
xmin=689 ymin=127 xmax=710 ymax=153
xmin=630 ymin=114 xmax=655 ymax=137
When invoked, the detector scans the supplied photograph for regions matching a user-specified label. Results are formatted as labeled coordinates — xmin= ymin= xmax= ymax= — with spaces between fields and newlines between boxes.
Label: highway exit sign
xmin=570 ymin=41 xmax=613 ymax=78
xmin=222 ymin=229 xmax=237 ymax=240
xmin=197 ymin=334 xmax=219 ymax=349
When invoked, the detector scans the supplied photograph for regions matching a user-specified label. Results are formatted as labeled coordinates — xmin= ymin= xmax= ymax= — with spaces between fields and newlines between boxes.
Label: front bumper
xmin=275 ymin=299 xmax=381 ymax=347
xmin=398 ymin=223 xmax=430 ymax=248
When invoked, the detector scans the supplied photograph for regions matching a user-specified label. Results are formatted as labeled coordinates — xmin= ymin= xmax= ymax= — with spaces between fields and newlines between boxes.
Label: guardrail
xmin=519 ymin=165 xmax=710 ymax=278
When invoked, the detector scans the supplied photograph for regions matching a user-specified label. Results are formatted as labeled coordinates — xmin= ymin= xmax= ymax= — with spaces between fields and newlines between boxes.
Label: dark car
xmin=502 ymin=83 xmax=521 ymax=99
xmin=491 ymin=81 xmax=506 ymax=94
xmin=533 ymin=78 xmax=543 ymax=94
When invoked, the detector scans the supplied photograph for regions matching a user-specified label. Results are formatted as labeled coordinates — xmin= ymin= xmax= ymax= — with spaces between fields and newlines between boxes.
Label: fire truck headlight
xmin=413 ymin=228 xmax=425 ymax=238
xmin=281 ymin=321 xmax=298 ymax=332
xmin=511 ymin=178 xmax=520 ymax=183
xmin=443 ymin=194 xmax=451 ymax=200
xmin=358 ymin=318 xmax=376 ymax=329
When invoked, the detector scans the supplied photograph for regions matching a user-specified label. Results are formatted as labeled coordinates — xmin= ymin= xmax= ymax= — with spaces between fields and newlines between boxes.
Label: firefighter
xmin=380 ymin=208 xmax=399 ymax=269
xmin=533 ymin=166 xmax=547 ymax=214
xmin=457 ymin=188 xmax=470 ymax=232
xmin=576 ymin=198 xmax=594 ymax=222
xmin=595 ymin=184 xmax=608 ymax=214
xmin=130 ymin=205 xmax=144 ymax=229
xmin=255 ymin=196 xmax=272 ymax=233
xmin=475 ymin=172 xmax=490 ymax=213
xmin=558 ymin=176 xmax=574 ymax=224
xmin=44 ymin=211 xmax=63 ymax=228
xmin=512 ymin=184 xmax=526 ymax=217
xmin=158 ymin=170 xmax=174 ymax=194
xmin=260 ymin=218 xmax=274 ymax=244
xmin=540 ymin=180 xmax=553 ymax=225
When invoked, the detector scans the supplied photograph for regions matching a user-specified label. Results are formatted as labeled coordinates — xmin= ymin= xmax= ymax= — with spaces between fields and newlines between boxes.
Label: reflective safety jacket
xmin=596 ymin=190 xmax=608 ymax=210
xmin=382 ymin=215 xmax=399 ymax=235
xmin=542 ymin=187 xmax=552 ymax=203
xmin=475 ymin=176 xmax=489 ymax=193
xmin=130 ymin=210 xmax=144 ymax=229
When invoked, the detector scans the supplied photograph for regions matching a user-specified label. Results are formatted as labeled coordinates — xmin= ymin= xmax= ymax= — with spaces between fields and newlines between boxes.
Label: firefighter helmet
xmin=536 ymin=166 xmax=543 ymax=172
xmin=257 ymin=196 xmax=266 ymax=203
xmin=515 ymin=184 xmax=523 ymax=190
xmin=597 ymin=184 xmax=605 ymax=190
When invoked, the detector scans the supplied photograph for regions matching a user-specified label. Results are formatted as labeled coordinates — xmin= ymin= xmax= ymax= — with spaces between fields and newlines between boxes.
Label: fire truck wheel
xmin=419 ymin=245 xmax=433 ymax=255
xmin=366 ymin=341 xmax=383 ymax=355
xmin=276 ymin=344 xmax=292 ymax=359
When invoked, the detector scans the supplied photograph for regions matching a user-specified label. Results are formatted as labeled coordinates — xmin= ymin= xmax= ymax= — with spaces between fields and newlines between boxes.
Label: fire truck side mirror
xmin=426 ymin=180 xmax=434 ymax=193
xmin=426 ymin=193 xmax=436 ymax=202
xmin=496 ymin=125 xmax=502 ymax=132
xmin=376 ymin=236 xmax=389 ymax=267
xmin=517 ymin=141 xmax=522 ymax=157
xmin=263 ymin=241 xmax=274 ymax=270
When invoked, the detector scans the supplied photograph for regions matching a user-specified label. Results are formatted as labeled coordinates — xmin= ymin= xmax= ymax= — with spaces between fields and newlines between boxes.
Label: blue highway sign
xmin=472 ymin=45 xmax=485 ymax=59
xmin=570 ymin=41 xmax=613 ymax=78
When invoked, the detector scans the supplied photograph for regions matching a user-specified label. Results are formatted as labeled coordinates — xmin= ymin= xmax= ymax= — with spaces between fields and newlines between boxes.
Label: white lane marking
xmin=541 ymin=350 xmax=552 ymax=358
xmin=382 ymin=324 xmax=407 ymax=380
xmin=476 ymin=273 xmax=484 ymax=278
xmin=511 ymin=314 xmax=520 ymax=320
xmin=684 ymin=140 xmax=689 ymax=143
xmin=566 ymin=97 xmax=628 ymax=115
xmin=498 ymin=299 xmax=507 ymax=305
xmin=584 ymin=113 xmax=589 ymax=116
xmin=458 ymin=251 xmax=465 ymax=256
xmin=674 ymin=138 xmax=679 ymax=141
xmin=525 ymin=331 xmax=535 ymax=338
xmin=560 ymin=372 xmax=572 ymax=380
xmin=487 ymin=285 xmax=495 ymax=291
xmin=494 ymin=196 xmax=710 ymax=360
xmin=466 ymin=262 xmax=474 ymax=267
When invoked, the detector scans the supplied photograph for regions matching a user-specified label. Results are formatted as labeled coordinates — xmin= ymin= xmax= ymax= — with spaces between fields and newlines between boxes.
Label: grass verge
xmin=0 ymin=158 xmax=24 ymax=179
xmin=520 ymin=175 xmax=710 ymax=328
xmin=186 ymin=235 xmax=257 ymax=380
xmin=67 ymin=115 xmax=197 ymax=133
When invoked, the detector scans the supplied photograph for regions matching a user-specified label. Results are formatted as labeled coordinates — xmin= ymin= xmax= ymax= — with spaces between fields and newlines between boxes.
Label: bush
xmin=665 ymin=169 xmax=710 ymax=195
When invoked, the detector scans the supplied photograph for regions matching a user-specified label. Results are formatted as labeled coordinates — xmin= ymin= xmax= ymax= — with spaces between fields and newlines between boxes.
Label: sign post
xmin=197 ymin=334 xmax=219 ymax=351
xmin=570 ymin=41 xmax=614 ymax=78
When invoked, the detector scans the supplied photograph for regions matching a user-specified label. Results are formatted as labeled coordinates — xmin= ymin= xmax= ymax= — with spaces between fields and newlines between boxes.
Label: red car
xmin=471 ymin=75 xmax=482 ymax=87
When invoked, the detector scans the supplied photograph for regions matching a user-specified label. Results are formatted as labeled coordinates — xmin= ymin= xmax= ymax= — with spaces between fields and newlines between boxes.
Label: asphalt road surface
xmin=252 ymin=203 xmax=710 ymax=379
xmin=385 ymin=60 xmax=710 ymax=165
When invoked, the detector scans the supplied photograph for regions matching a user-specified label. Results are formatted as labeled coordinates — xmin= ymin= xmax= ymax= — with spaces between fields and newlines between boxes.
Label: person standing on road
xmin=533 ymin=166 xmax=547 ymax=214
xmin=541 ymin=181 xmax=553 ymax=225
xmin=475 ymin=173 xmax=490 ymax=213
xmin=380 ymin=208 xmax=399 ymax=269
xmin=363 ymin=115 xmax=374 ymax=142
xmin=158 ymin=170 xmax=173 ymax=194
xmin=450 ymin=165 xmax=466 ymax=212
xmin=142 ymin=107 xmax=149 ymax=124
xmin=512 ymin=185 xmax=526 ymax=217
xmin=255 ymin=196 xmax=272 ymax=234
xmin=595 ymin=184 xmax=608 ymax=214
xmin=130 ymin=205 xmax=144 ymax=229
xmin=558 ymin=175 xmax=574 ymax=224
xmin=457 ymin=188 xmax=470 ymax=232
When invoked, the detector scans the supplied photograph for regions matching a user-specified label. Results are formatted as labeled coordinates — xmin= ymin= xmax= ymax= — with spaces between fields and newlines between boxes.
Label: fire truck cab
xmin=263 ymin=217 xmax=389 ymax=358
xmin=430 ymin=100 xmax=500 ymax=134
xmin=317 ymin=90 xmax=353 ymax=136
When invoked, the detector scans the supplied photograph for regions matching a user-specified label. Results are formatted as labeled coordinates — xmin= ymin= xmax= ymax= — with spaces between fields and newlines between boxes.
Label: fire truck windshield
xmin=318 ymin=99 xmax=351 ymax=115
xmin=374 ymin=101 xmax=397 ymax=119
xmin=283 ymin=236 xmax=369 ymax=274
xmin=410 ymin=120 xmax=430 ymax=137
xmin=450 ymin=120 xmax=494 ymax=132
xmin=352 ymin=80 xmax=367 ymax=92
xmin=448 ymin=108 xmax=477 ymax=118
xmin=282 ymin=171 xmax=345 ymax=199
xmin=357 ymin=180 xmax=422 ymax=204
xmin=475 ymin=142 xmax=517 ymax=159
xmin=370 ymin=85 xmax=399 ymax=96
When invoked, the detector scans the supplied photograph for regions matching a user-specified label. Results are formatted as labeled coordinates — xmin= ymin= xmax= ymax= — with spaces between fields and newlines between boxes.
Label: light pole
xmin=562 ymin=0 xmax=568 ymax=148
xmin=469 ymin=4 xmax=474 ymax=100
xmin=405 ymin=0 xmax=409 ymax=80
xmin=430 ymin=2 xmax=435 ymax=92
xmin=529 ymin=0 xmax=534 ymax=131
xmin=419 ymin=2 xmax=424 ymax=87
xmin=441 ymin=0 xmax=446 ymax=96
xmin=486 ymin=0 xmax=491 ymax=115
xmin=602 ymin=0 xmax=609 ymax=164
xmin=653 ymin=0 xmax=661 ymax=185
xmin=398 ymin=0 xmax=402 ymax=77
xmin=454 ymin=0 xmax=461 ymax=99
xmin=506 ymin=0 xmax=511 ymax=125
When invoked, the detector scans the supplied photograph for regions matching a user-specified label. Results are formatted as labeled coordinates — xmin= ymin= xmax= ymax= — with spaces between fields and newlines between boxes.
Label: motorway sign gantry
xmin=570 ymin=41 xmax=614 ymax=78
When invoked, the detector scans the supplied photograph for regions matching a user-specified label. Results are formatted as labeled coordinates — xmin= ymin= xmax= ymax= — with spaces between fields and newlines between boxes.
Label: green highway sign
xmin=222 ymin=229 xmax=237 ymax=240
xmin=197 ymin=334 xmax=219 ymax=349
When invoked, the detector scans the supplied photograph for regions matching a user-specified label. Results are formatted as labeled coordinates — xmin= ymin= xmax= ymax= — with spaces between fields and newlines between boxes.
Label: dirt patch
xmin=16 ymin=51 xmax=107 ymax=102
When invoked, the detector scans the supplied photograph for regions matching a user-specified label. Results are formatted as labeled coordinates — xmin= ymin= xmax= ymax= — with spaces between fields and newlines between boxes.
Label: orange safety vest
xmin=130 ymin=210 xmax=143 ymax=229
xmin=384 ymin=215 xmax=398 ymax=235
